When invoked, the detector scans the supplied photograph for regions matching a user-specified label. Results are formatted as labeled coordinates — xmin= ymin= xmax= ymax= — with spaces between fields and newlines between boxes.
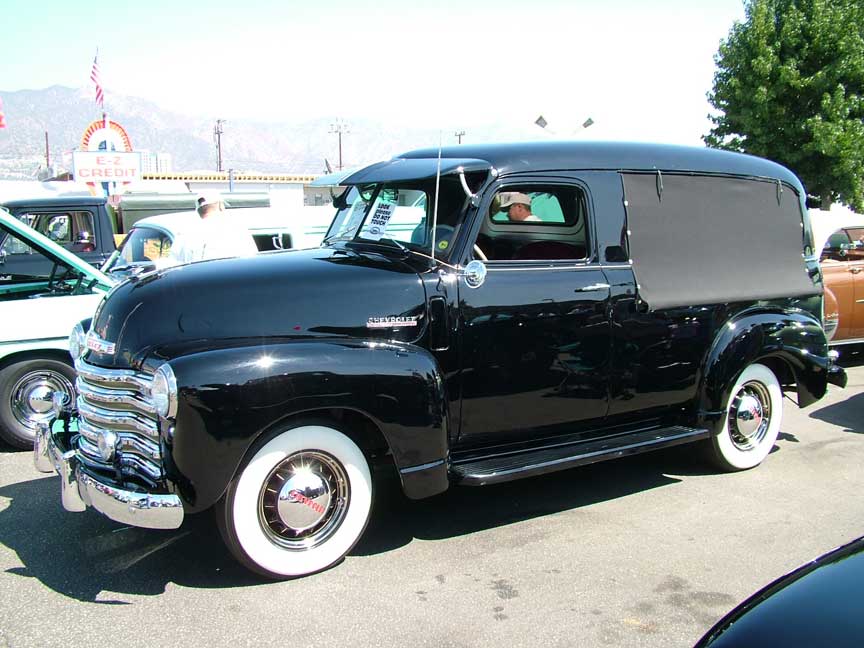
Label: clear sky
xmin=2 ymin=0 xmax=746 ymax=145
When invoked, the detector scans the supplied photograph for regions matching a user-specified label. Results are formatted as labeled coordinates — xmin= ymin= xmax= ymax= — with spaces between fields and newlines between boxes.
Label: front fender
xmin=164 ymin=339 xmax=449 ymax=512
xmin=698 ymin=309 xmax=832 ymax=433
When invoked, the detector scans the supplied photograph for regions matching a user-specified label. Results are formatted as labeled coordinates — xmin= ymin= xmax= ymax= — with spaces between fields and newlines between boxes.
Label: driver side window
xmin=474 ymin=185 xmax=589 ymax=262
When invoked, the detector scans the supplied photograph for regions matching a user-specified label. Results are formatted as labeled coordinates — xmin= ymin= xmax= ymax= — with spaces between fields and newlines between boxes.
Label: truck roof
xmin=396 ymin=141 xmax=804 ymax=193
xmin=2 ymin=195 xmax=107 ymax=209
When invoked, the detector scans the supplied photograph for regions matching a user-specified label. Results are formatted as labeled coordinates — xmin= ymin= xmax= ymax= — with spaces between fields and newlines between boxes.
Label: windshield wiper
xmin=349 ymin=238 xmax=412 ymax=258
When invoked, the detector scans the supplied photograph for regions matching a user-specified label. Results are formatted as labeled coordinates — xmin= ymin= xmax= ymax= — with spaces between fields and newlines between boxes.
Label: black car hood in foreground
xmin=86 ymin=247 xmax=427 ymax=369
xmin=695 ymin=535 xmax=864 ymax=647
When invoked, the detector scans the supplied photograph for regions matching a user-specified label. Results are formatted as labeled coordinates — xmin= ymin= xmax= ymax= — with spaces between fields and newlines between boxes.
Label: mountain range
xmin=0 ymin=86 xmax=533 ymax=180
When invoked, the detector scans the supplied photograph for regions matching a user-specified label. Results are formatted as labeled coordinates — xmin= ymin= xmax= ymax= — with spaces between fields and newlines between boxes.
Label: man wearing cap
xmin=499 ymin=192 xmax=539 ymax=222
xmin=167 ymin=192 xmax=259 ymax=266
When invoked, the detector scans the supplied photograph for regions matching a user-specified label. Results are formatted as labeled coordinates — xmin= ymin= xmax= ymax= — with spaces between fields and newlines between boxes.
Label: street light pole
xmin=214 ymin=119 xmax=225 ymax=172
xmin=455 ymin=130 xmax=465 ymax=144
xmin=329 ymin=119 xmax=349 ymax=170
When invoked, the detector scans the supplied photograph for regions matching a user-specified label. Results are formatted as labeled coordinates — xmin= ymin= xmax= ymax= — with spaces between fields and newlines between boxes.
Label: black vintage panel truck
xmin=35 ymin=142 xmax=846 ymax=578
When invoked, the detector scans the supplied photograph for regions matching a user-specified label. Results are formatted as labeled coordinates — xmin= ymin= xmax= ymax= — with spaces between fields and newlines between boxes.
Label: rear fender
xmin=698 ymin=310 xmax=831 ymax=434
xmin=165 ymin=339 xmax=449 ymax=513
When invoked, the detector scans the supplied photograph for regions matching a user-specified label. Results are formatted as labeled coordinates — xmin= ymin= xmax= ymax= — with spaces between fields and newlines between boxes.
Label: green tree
xmin=705 ymin=0 xmax=864 ymax=210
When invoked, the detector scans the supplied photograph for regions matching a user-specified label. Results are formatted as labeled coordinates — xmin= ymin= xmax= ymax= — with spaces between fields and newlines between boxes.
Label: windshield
xmin=0 ymin=222 xmax=96 ymax=298
xmin=324 ymin=179 xmax=469 ymax=259
xmin=104 ymin=226 xmax=173 ymax=273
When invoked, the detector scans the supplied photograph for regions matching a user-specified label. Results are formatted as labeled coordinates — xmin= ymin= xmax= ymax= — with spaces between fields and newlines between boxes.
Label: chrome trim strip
xmin=76 ymin=418 xmax=102 ymax=443
xmin=486 ymin=264 xmax=594 ymax=272
xmin=399 ymin=459 xmax=446 ymax=474
xmin=116 ymin=434 xmax=161 ymax=461
xmin=75 ymin=360 xmax=153 ymax=393
xmin=79 ymin=434 xmax=162 ymax=476
xmin=77 ymin=378 xmax=157 ymax=415
xmin=117 ymin=454 xmax=163 ymax=481
xmin=830 ymin=338 xmax=864 ymax=346
xmin=78 ymin=436 xmax=108 ymax=463
xmin=77 ymin=400 xmax=158 ymax=437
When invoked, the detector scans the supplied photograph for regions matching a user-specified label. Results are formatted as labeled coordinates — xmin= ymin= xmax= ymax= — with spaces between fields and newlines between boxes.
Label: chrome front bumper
xmin=34 ymin=421 xmax=184 ymax=530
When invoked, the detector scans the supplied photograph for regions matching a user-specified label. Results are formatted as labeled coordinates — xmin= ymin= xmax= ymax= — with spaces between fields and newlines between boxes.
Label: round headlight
xmin=68 ymin=322 xmax=87 ymax=361
xmin=151 ymin=363 xmax=178 ymax=419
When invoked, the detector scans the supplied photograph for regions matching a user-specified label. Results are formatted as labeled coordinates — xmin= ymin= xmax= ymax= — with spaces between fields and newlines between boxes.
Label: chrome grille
xmin=74 ymin=359 xmax=164 ymax=484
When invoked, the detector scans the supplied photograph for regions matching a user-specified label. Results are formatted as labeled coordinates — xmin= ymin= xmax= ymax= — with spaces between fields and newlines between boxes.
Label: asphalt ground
xmin=2 ymin=358 xmax=863 ymax=648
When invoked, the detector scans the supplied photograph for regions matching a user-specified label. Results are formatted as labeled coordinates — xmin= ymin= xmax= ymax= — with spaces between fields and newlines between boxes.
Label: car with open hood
xmin=0 ymin=207 xmax=113 ymax=449
xmin=35 ymin=141 xmax=845 ymax=579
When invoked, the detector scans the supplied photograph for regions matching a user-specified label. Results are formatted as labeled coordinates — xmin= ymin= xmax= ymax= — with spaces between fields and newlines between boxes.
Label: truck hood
xmin=86 ymin=247 xmax=428 ymax=369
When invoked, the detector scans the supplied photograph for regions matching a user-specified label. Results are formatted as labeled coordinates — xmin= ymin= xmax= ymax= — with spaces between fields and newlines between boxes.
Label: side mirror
xmin=461 ymin=259 xmax=487 ymax=288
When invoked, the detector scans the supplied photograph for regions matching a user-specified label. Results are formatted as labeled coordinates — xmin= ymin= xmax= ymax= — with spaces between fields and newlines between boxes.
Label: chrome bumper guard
xmin=827 ymin=350 xmax=848 ymax=389
xmin=34 ymin=421 xmax=184 ymax=530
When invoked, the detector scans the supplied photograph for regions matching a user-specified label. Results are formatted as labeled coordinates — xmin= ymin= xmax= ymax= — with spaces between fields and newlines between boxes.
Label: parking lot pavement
xmin=2 ymin=362 xmax=863 ymax=648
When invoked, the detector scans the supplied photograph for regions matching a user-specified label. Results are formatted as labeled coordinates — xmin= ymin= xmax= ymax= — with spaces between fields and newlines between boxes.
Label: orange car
xmin=815 ymin=214 xmax=864 ymax=345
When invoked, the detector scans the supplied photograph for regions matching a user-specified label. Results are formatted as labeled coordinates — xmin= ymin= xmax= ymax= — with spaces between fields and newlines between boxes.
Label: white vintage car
xmin=0 ymin=207 xmax=113 ymax=448
xmin=101 ymin=207 xmax=333 ymax=278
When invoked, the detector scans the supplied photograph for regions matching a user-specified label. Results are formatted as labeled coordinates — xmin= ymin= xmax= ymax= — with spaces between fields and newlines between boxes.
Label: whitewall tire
xmin=0 ymin=358 xmax=76 ymax=450
xmin=217 ymin=423 xmax=373 ymax=579
xmin=710 ymin=363 xmax=783 ymax=471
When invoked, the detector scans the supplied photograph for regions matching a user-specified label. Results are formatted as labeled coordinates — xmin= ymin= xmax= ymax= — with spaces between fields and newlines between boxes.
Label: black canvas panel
xmin=622 ymin=173 xmax=816 ymax=311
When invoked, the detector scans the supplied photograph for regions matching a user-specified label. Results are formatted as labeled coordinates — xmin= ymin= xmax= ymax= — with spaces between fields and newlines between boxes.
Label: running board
xmin=450 ymin=426 xmax=710 ymax=486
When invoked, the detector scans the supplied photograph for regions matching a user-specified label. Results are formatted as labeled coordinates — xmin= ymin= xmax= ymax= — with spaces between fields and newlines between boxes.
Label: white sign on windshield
xmin=364 ymin=203 xmax=396 ymax=241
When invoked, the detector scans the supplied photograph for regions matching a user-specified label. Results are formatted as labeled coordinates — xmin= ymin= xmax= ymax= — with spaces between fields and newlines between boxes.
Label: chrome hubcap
xmin=10 ymin=370 xmax=75 ymax=432
xmin=728 ymin=381 xmax=771 ymax=451
xmin=258 ymin=451 xmax=349 ymax=551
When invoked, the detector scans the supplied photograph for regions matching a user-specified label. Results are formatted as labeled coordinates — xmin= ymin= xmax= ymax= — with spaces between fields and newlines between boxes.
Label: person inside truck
xmin=499 ymin=192 xmax=540 ymax=222
xmin=166 ymin=192 xmax=258 ymax=266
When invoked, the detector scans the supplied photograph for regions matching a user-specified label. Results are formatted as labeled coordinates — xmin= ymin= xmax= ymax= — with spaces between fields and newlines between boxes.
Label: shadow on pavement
xmin=0 ymin=444 xmax=724 ymax=601
xmin=355 ymin=447 xmax=704 ymax=560
xmin=0 ymin=474 xmax=261 ymax=601
xmin=808 ymin=391 xmax=864 ymax=434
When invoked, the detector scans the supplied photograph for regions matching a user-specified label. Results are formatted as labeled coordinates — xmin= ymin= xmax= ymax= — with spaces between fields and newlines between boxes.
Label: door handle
xmin=576 ymin=283 xmax=611 ymax=292
xmin=850 ymin=267 xmax=862 ymax=274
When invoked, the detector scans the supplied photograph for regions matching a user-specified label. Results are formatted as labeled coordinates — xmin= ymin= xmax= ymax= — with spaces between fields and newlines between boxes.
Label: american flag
xmin=0 ymin=97 xmax=6 ymax=129
xmin=90 ymin=52 xmax=104 ymax=107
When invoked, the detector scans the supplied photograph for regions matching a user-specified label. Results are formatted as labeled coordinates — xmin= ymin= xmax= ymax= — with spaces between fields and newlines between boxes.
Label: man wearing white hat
xmin=168 ymin=192 xmax=259 ymax=266
xmin=498 ymin=192 xmax=540 ymax=222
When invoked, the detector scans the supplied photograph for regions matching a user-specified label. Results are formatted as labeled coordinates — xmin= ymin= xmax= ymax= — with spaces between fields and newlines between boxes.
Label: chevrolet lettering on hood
xmin=366 ymin=316 xmax=419 ymax=329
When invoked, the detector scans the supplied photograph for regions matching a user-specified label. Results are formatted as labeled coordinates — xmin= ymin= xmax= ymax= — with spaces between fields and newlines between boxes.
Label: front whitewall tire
xmin=220 ymin=424 xmax=372 ymax=578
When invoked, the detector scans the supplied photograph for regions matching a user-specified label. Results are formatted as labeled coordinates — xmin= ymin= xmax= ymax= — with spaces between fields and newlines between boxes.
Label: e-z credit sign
xmin=73 ymin=151 xmax=142 ymax=180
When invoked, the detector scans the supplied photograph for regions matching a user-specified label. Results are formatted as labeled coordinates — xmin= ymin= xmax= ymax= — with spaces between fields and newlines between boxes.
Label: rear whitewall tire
xmin=710 ymin=363 xmax=783 ymax=471
xmin=218 ymin=424 xmax=373 ymax=579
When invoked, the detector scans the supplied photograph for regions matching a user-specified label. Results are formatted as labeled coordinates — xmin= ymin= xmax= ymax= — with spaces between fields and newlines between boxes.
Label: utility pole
xmin=329 ymin=119 xmax=349 ymax=170
xmin=44 ymin=131 xmax=50 ymax=167
xmin=214 ymin=119 xmax=225 ymax=172
xmin=455 ymin=130 xmax=465 ymax=144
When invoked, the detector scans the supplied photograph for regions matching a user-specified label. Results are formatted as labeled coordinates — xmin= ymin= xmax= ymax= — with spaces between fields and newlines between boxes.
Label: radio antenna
xmin=430 ymin=131 xmax=442 ymax=264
